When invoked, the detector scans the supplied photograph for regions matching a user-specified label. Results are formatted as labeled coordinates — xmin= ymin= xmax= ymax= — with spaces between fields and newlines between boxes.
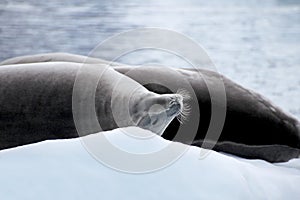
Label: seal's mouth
xmin=166 ymin=95 xmax=183 ymax=117
xmin=137 ymin=104 xmax=181 ymax=127
xmin=166 ymin=102 xmax=182 ymax=117
xmin=135 ymin=94 xmax=184 ymax=134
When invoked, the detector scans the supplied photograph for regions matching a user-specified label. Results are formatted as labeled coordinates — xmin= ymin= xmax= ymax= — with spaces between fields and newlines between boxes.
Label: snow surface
xmin=0 ymin=127 xmax=299 ymax=200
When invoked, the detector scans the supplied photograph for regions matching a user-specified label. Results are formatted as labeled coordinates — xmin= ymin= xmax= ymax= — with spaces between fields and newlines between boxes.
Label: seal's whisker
xmin=178 ymin=116 xmax=187 ymax=122
xmin=177 ymin=113 xmax=188 ymax=123
xmin=182 ymin=103 xmax=191 ymax=113
xmin=176 ymin=88 xmax=191 ymax=100
xmin=180 ymin=109 xmax=189 ymax=116
xmin=180 ymin=113 xmax=189 ymax=120
xmin=176 ymin=104 xmax=191 ymax=124
xmin=182 ymin=104 xmax=191 ymax=111
xmin=175 ymin=88 xmax=192 ymax=124
xmin=176 ymin=115 xmax=184 ymax=124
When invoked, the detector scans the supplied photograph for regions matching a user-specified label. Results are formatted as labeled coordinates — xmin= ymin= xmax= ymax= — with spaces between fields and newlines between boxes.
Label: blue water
xmin=0 ymin=0 xmax=299 ymax=118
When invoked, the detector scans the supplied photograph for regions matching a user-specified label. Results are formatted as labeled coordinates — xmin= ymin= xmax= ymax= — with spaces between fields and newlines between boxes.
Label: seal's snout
xmin=167 ymin=94 xmax=183 ymax=116
xmin=135 ymin=93 xmax=185 ymax=135
xmin=171 ymin=94 xmax=183 ymax=106
xmin=172 ymin=94 xmax=183 ymax=107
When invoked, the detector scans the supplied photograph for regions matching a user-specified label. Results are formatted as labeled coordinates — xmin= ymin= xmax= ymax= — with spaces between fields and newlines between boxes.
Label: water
xmin=0 ymin=0 xmax=299 ymax=118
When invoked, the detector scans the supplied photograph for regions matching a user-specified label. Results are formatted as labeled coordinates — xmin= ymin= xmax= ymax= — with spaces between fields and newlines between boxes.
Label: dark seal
xmin=0 ymin=62 xmax=183 ymax=150
xmin=1 ymin=53 xmax=300 ymax=162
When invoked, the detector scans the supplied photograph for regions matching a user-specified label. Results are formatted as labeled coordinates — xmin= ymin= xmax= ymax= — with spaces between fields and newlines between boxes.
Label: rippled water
xmin=0 ymin=0 xmax=299 ymax=118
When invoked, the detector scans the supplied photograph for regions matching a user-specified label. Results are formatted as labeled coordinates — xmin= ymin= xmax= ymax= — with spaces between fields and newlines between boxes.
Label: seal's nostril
xmin=169 ymin=98 xmax=175 ymax=105
xmin=176 ymin=95 xmax=183 ymax=103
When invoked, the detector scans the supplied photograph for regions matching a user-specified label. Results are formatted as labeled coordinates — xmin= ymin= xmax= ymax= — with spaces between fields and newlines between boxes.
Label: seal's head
xmin=130 ymin=93 xmax=183 ymax=135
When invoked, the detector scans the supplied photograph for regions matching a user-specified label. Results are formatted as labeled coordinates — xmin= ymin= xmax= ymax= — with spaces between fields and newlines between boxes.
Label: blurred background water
xmin=0 ymin=0 xmax=299 ymax=118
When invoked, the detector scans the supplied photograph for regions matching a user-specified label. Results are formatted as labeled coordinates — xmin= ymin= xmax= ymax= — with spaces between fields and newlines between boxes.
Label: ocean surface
xmin=0 ymin=0 xmax=299 ymax=118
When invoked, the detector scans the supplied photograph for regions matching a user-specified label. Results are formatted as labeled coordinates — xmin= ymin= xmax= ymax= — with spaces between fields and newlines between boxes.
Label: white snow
xmin=0 ymin=127 xmax=299 ymax=200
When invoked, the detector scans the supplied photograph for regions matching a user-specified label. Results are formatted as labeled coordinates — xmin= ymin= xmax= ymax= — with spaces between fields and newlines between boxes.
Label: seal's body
xmin=1 ymin=53 xmax=300 ymax=162
xmin=0 ymin=62 xmax=183 ymax=150
xmin=116 ymin=66 xmax=300 ymax=162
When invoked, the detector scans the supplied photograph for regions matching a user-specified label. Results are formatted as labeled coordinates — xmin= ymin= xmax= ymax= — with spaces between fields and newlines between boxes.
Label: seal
xmin=0 ymin=62 xmax=183 ymax=150
xmin=112 ymin=66 xmax=300 ymax=162
xmin=1 ymin=53 xmax=300 ymax=162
